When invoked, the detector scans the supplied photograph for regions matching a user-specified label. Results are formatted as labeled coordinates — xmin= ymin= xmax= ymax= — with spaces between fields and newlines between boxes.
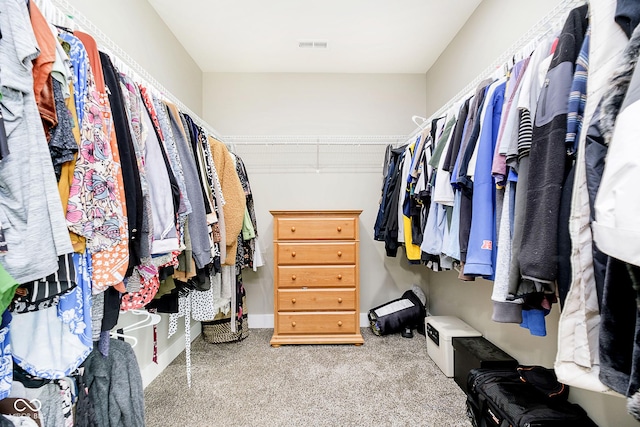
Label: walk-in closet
xmin=0 ymin=0 xmax=638 ymax=425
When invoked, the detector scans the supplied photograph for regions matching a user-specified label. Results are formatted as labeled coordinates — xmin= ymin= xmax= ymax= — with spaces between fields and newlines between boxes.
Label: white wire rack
xmin=405 ymin=0 xmax=588 ymax=144
xmin=224 ymin=135 xmax=407 ymax=145
xmin=225 ymin=135 xmax=406 ymax=174
xmin=42 ymin=0 xmax=223 ymax=140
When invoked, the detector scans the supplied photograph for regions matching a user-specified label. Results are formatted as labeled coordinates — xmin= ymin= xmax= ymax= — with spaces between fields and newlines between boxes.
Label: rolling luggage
xmin=466 ymin=368 xmax=597 ymax=427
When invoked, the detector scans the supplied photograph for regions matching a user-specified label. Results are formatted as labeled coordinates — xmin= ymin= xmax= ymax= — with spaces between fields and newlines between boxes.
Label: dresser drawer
xmin=277 ymin=266 xmax=356 ymax=288
xmin=278 ymin=289 xmax=356 ymax=311
xmin=276 ymin=312 xmax=358 ymax=334
xmin=276 ymin=217 xmax=357 ymax=240
xmin=276 ymin=242 xmax=356 ymax=265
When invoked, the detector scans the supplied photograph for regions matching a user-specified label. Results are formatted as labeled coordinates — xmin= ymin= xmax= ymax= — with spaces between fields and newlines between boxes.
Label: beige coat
xmin=208 ymin=136 xmax=246 ymax=266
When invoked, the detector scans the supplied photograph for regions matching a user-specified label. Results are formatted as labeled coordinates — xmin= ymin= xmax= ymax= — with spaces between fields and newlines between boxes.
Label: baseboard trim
xmin=248 ymin=313 xmax=369 ymax=329
xmin=141 ymin=321 xmax=202 ymax=389
xmin=248 ymin=314 xmax=273 ymax=328
xmin=360 ymin=312 xmax=368 ymax=327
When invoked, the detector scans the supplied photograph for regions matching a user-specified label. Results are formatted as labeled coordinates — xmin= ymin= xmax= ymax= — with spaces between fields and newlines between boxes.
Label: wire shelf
xmin=229 ymin=139 xmax=396 ymax=174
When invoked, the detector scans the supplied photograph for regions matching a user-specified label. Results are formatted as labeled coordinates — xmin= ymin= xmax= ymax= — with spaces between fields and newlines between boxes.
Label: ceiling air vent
xmin=298 ymin=39 xmax=329 ymax=49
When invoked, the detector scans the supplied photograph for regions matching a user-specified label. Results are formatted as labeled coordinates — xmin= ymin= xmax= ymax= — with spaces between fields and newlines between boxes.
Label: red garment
xmin=29 ymin=2 xmax=56 ymax=104
xmin=29 ymin=3 xmax=57 ymax=135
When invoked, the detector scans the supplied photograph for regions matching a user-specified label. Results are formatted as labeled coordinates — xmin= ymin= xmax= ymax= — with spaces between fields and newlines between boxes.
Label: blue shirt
xmin=464 ymin=80 xmax=507 ymax=279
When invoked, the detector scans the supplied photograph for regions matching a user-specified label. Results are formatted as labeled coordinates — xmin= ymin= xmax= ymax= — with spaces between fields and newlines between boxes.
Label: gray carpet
xmin=144 ymin=328 xmax=472 ymax=427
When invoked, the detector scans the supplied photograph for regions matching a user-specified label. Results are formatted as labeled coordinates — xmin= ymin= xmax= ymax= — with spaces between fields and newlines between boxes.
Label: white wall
xmin=424 ymin=0 xmax=637 ymax=425
xmin=204 ymin=73 xmax=425 ymax=136
xmin=64 ymin=0 xmax=203 ymax=114
xmin=203 ymin=72 xmax=428 ymax=322
xmin=424 ymin=0 xmax=568 ymax=116
xmin=62 ymin=0 xmax=204 ymax=387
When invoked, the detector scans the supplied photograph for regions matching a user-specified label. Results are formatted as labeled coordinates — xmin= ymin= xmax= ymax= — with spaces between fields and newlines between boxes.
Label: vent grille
xmin=298 ymin=39 xmax=329 ymax=49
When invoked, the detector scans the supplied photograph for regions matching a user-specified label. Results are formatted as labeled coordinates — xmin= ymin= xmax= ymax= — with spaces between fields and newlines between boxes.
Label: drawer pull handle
xmin=291 ymin=322 xmax=296 ymax=327
xmin=337 ymin=226 xmax=342 ymax=232
xmin=337 ymin=274 xmax=342 ymax=280
xmin=337 ymin=298 xmax=343 ymax=303
xmin=291 ymin=226 xmax=296 ymax=232
xmin=291 ymin=275 xmax=297 ymax=281
xmin=337 ymin=251 xmax=342 ymax=257
xmin=337 ymin=321 xmax=343 ymax=327
xmin=291 ymin=251 xmax=296 ymax=257
xmin=291 ymin=298 xmax=296 ymax=304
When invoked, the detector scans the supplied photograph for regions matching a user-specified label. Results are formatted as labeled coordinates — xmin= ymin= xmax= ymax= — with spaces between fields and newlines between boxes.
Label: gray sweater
xmin=83 ymin=339 xmax=145 ymax=427
xmin=166 ymin=103 xmax=212 ymax=269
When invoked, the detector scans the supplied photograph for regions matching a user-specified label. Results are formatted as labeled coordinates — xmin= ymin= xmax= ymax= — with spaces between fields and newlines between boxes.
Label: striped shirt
xmin=566 ymin=26 xmax=591 ymax=157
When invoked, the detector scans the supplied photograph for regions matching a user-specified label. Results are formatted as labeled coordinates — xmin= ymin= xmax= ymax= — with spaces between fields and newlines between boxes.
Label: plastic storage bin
xmin=452 ymin=336 xmax=518 ymax=394
xmin=425 ymin=316 xmax=481 ymax=377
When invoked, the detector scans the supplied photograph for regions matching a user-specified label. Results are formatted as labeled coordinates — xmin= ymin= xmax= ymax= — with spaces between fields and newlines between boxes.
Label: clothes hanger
xmin=400 ymin=116 xmax=427 ymax=148
xmin=121 ymin=309 xmax=162 ymax=333
xmin=109 ymin=331 xmax=139 ymax=348
xmin=108 ymin=310 xmax=161 ymax=347
xmin=412 ymin=115 xmax=428 ymax=129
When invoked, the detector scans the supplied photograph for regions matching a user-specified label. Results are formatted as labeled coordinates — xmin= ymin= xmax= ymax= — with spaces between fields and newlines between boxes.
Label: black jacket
xmin=382 ymin=146 xmax=407 ymax=257
xmin=518 ymin=5 xmax=589 ymax=288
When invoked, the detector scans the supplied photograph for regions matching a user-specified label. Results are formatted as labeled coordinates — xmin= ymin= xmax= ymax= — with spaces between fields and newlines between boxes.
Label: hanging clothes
xmin=374 ymin=144 xmax=406 ymax=257
xmin=200 ymin=143 xmax=249 ymax=343
xmin=208 ymin=136 xmax=245 ymax=266
xmin=0 ymin=0 xmax=73 ymax=284
xmin=100 ymin=51 xmax=144 ymax=272
xmin=399 ymin=140 xmax=421 ymax=261
xmin=587 ymin=10 xmax=640 ymax=416
xmin=518 ymin=4 xmax=589 ymax=295
xmin=152 ymin=95 xmax=192 ymax=237
xmin=166 ymin=103 xmax=213 ymax=271
xmin=71 ymin=31 xmax=128 ymax=266
xmin=432 ymin=107 xmax=459 ymax=207
xmin=82 ymin=339 xmax=145 ymax=427
xmin=490 ymin=57 xmax=533 ymax=323
xmin=553 ymin=0 xmax=635 ymax=400
xmin=454 ymin=79 xmax=492 ymax=278
xmin=11 ymin=302 xmax=91 ymax=379
xmin=492 ymin=57 xmax=530 ymax=187
xmin=0 ymin=0 xmax=261 ymax=415
xmin=236 ymin=156 xmax=258 ymax=269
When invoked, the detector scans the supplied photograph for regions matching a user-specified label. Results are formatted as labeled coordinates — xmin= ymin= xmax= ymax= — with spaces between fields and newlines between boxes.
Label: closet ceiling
xmin=146 ymin=0 xmax=483 ymax=73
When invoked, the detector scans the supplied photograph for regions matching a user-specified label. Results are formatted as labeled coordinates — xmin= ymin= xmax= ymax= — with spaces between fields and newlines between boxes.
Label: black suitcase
xmin=452 ymin=336 xmax=518 ymax=394
xmin=466 ymin=368 xmax=598 ymax=427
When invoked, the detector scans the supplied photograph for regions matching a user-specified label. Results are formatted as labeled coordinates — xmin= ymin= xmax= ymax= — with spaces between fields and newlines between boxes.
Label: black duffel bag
xmin=466 ymin=368 xmax=598 ymax=427
xmin=368 ymin=287 xmax=426 ymax=336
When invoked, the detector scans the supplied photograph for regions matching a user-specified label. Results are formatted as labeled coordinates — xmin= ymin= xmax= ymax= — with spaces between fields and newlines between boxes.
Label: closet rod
xmin=223 ymin=135 xmax=407 ymax=145
xmin=405 ymin=0 xmax=586 ymax=143
xmin=48 ymin=0 xmax=224 ymax=141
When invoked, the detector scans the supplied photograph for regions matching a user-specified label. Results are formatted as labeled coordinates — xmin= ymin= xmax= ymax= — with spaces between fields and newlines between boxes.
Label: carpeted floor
xmin=144 ymin=327 xmax=472 ymax=427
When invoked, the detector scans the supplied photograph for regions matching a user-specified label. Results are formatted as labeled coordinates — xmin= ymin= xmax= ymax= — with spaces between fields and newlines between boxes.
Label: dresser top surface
xmin=270 ymin=210 xmax=362 ymax=216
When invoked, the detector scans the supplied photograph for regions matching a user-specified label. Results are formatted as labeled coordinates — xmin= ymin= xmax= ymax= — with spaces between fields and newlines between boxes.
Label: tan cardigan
xmin=208 ymin=136 xmax=246 ymax=266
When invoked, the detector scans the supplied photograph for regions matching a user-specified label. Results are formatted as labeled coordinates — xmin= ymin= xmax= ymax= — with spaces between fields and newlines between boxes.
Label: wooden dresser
xmin=270 ymin=210 xmax=364 ymax=347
